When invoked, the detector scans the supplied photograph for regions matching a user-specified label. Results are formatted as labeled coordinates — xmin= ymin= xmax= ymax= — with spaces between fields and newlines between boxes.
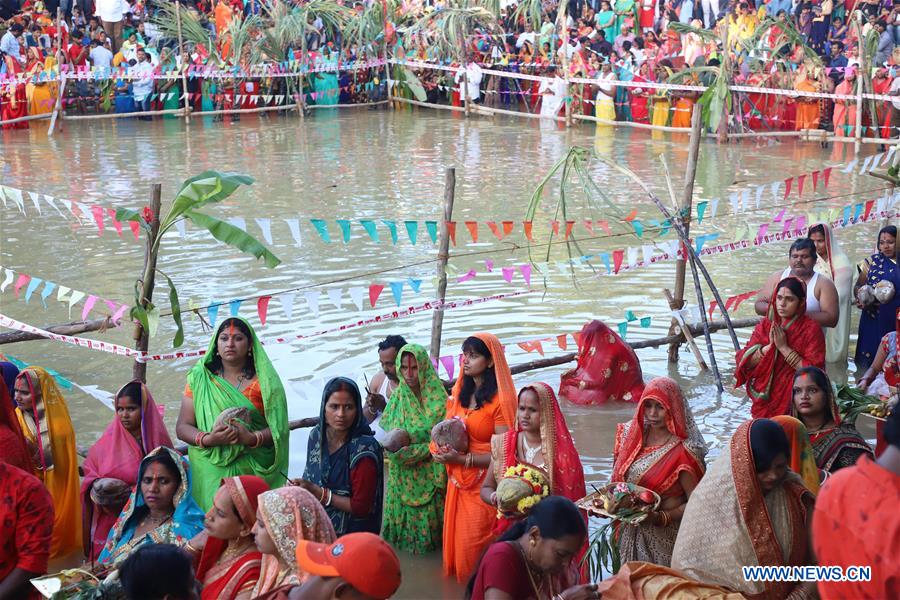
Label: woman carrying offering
xmin=559 ymin=320 xmax=644 ymax=405
xmin=249 ymin=487 xmax=337 ymax=596
xmin=481 ymin=383 xmax=587 ymax=535
xmin=192 ymin=475 xmax=270 ymax=600
xmin=13 ymin=367 xmax=82 ymax=559
xmin=82 ymin=380 xmax=173 ymax=563
xmin=611 ymin=377 xmax=707 ymax=566
xmin=793 ymin=367 xmax=873 ymax=473
xmin=380 ymin=343 xmax=447 ymax=554
xmin=854 ymin=226 xmax=900 ymax=370
xmin=98 ymin=446 xmax=205 ymax=567
xmin=177 ymin=317 xmax=289 ymax=511
xmin=432 ymin=333 xmax=518 ymax=582
xmin=296 ymin=377 xmax=384 ymax=536
xmin=466 ymin=496 xmax=597 ymax=600
xmin=736 ymin=277 xmax=826 ymax=418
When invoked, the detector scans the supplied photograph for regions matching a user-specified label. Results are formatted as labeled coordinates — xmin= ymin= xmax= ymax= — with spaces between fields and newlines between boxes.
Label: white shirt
xmin=891 ymin=76 xmax=900 ymax=110
xmin=90 ymin=45 xmax=113 ymax=69
xmin=539 ymin=75 xmax=567 ymax=117
xmin=455 ymin=63 xmax=483 ymax=101
xmin=95 ymin=0 xmax=129 ymax=23
xmin=130 ymin=60 xmax=155 ymax=101
xmin=782 ymin=267 xmax=822 ymax=314
xmin=516 ymin=31 xmax=536 ymax=49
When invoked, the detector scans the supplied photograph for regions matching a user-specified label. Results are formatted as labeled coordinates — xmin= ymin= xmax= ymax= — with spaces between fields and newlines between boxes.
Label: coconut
xmin=496 ymin=477 xmax=536 ymax=513
xmin=874 ymin=280 xmax=895 ymax=304
xmin=382 ymin=428 xmax=411 ymax=453
xmin=856 ymin=284 xmax=876 ymax=307
xmin=214 ymin=406 xmax=252 ymax=430
xmin=431 ymin=418 xmax=468 ymax=452
xmin=90 ymin=477 xmax=132 ymax=507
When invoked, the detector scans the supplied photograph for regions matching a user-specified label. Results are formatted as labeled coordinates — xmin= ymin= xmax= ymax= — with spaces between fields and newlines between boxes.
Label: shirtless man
xmin=363 ymin=335 xmax=407 ymax=426
xmin=754 ymin=238 xmax=840 ymax=328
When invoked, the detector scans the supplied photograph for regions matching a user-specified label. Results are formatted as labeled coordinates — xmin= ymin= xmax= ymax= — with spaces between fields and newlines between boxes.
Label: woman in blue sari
xmin=312 ymin=49 xmax=340 ymax=106
xmin=296 ymin=377 xmax=384 ymax=536
xmin=854 ymin=226 xmax=900 ymax=370
xmin=97 ymin=446 xmax=205 ymax=567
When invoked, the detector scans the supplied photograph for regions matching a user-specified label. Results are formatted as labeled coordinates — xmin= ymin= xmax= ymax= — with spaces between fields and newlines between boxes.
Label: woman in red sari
xmin=481 ymin=382 xmax=587 ymax=534
xmin=0 ymin=378 xmax=30 ymax=472
xmin=629 ymin=62 xmax=652 ymax=124
xmin=1 ymin=30 xmax=28 ymax=130
xmin=559 ymin=320 xmax=644 ymax=404
xmin=611 ymin=377 xmax=707 ymax=566
xmin=194 ymin=475 xmax=270 ymax=600
xmin=736 ymin=277 xmax=825 ymax=418
xmin=81 ymin=381 xmax=173 ymax=563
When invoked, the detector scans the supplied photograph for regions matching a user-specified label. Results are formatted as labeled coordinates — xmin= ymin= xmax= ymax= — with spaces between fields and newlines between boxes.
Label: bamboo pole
xmin=0 ymin=318 xmax=115 ymax=345
xmin=559 ymin=0 xmax=572 ymax=128
xmin=175 ymin=0 xmax=191 ymax=123
xmin=132 ymin=185 xmax=163 ymax=382
xmin=854 ymin=13 xmax=865 ymax=155
xmin=668 ymin=107 xmax=702 ymax=362
xmin=430 ymin=168 xmax=457 ymax=359
xmin=47 ymin=8 xmax=64 ymax=135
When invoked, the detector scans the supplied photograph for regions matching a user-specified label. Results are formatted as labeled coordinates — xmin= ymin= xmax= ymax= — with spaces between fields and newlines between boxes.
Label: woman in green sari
xmin=595 ymin=0 xmax=617 ymax=44
xmin=379 ymin=343 xmax=447 ymax=554
xmin=158 ymin=48 xmax=182 ymax=119
xmin=176 ymin=317 xmax=288 ymax=511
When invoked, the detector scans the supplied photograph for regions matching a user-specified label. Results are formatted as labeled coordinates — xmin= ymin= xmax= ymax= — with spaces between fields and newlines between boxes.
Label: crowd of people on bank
xmin=0 ymin=219 xmax=899 ymax=599
xmin=3 ymin=0 xmax=900 ymax=132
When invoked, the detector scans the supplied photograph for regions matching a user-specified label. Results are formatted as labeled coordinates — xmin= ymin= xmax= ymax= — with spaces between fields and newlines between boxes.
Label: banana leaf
xmin=399 ymin=66 xmax=427 ymax=101
xmin=184 ymin=211 xmax=281 ymax=268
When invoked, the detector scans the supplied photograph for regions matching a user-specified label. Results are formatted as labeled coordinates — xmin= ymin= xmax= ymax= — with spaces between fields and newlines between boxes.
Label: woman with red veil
xmin=0 ymin=378 xmax=30 ymax=472
xmin=1 ymin=36 xmax=28 ymax=130
xmin=611 ymin=377 xmax=707 ymax=566
xmin=559 ymin=320 xmax=645 ymax=404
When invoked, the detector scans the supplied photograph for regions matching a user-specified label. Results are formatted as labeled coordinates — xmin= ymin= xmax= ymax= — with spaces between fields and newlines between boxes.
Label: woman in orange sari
xmin=431 ymin=333 xmax=518 ymax=582
xmin=13 ymin=367 xmax=82 ymax=559
xmin=194 ymin=475 xmax=270 ymax=600
xmin=612 ymin=377 xmax=707 ymax=566
xmin=793 ymin=63 xmax=821 ymax=130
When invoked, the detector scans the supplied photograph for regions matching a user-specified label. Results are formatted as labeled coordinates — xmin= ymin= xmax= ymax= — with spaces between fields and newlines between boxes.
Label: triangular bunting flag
xmin=486 ymin=221 xmax=503 ymax=240
xmin=311 ymin=219 xmax=331 ymax=242
xmin=305 ymin=291 xmax=321 ymax=317
xmin=286 ymin=218 xmax=302 ymax=247
xmin=523 ymin=221 xmax=533 ymax=241
xmin=360 ymin=219 xmax=379 ymax=242
xmin=349 ymin=287 xmax=365 ymax=311
xmin=368 ymin=284 xmax=385 ymax=307
xmin=389 ymin=281 xmax=404 ymax=306
xmin=446 ymin=221 xmax=457 ymax=245
xmin=383 ymin=220 xmax=398 ymax=244
xmin=257 ymin=295 xmax=272 ymax=325
xmin=255 ymin=218 xmax=273 ymax=245
xmin=229 ymin=299 xmax=242 ymax=317
xmin=425 ymin=221 xmax=438 ymax=243
xmin=337 ymin=219 xmax=352 ymax=243
xmin=404 ymin=221 xmax=418 ymax=244
xmin=327 ymin=288 xmax=343 ymax=309
xmin=465 ymin=221 xmax=479 ymax=243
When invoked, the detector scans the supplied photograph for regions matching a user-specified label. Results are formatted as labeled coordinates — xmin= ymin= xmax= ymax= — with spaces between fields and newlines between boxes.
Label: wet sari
xmin=15 ymin=367 xmax=82 ymax=559
xmin=432 ymin=332 xmax=518 ymax=582
xmin=197 ymin=475 xmax=270 ymax=600
xmin=667 ymin=420 xmax=814 ymax=599
xmin=0 ymin=378 xmax=30 ymax=472
xmin=82 ymin=381 xmax=173 ymax=562
xmin=380 ymin=344 xmax=447 ymax=554
xmin=612 ymin=377 xmax=707 ymax=566
xmin=735 ymin=278 xmax=826 ymax=418
xmin=812 ymin=222 xmax=853 ymax=363
xmin=186 ymin=317 xmax=288 ymax=511
xmin=250 ymin=487 xmax=337 ymax=597
xmin=771 ymin=416 xmax=820 ymax=493
xmin=97 ymin=447 xmax=205 ymax=567
xmin=302 ymin=377 xmax=384 ymax=535
xmin=559 ymin=320 xmax=645 ymax=405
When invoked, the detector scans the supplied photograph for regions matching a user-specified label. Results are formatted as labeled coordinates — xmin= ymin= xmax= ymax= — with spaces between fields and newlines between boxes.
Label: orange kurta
xmin=671 ymin=97 xmax=695 ymax=128
xmin=15 ymin=368 xmax=83 ymax=560
xmin=794 ymin=78 xmax=820 ymax=131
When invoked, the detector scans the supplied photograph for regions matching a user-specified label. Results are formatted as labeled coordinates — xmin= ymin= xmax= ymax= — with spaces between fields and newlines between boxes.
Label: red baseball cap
xmin=295 ymin=533 xmax=402 ymax=599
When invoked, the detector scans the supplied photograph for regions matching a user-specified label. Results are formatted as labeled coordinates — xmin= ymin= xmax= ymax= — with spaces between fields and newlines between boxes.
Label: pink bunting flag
xmin=797 ymin=174 xmax=806 ymax=197
xmin=112 ymin=303 xmax=129 ymax=322
xmin=782 ymin=218 xmax=793 ymax=233
xmin=90 ymin=205 xmax=105 ymax=236
xmin=613 ymin=250 xmax=625 ymax=274
xmin=519 ymin=264 xmax=532 ymax=286
xmin=597 ymin=220 xmax=611 ymax=235
xmin=811 ymin=170 xmax=820 ymax=190
xmin=81 ymin=295 xmax=98 ymax=320
xmin=456 ymin=269 xmax=477 ymax=283
xmin=822 ymin=167 xmax=832 ymax=189
xmin=783 ymin=177 xmax=793 ymax=199
xmin=756 ymin=223 xmax=769 ymax=241
xmin=583 ymin=220 xmax=594 ymax=234
xmin=105 ymin=208 xmax=124 ymax=237
xmin=484 ymin=259 xmax=494 ymax=272
xmin=501 ymin=267 xmax=515 ymax=283
xmin=257 ymin=295 xmax=272 ymax=326
xmin=439 ymin=355 xmax=456 ymax=380
xmin=772 ymin=208 xmax=786 ymax=222
xmin=14 ymin=274 xmax=30 ymax=298
xmin=129 ymin=221 xmax=141 ymax=241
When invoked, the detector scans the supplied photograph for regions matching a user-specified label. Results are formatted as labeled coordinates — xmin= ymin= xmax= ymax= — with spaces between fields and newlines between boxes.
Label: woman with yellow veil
xmin=13 ymin=367 xmax=82 ymax=559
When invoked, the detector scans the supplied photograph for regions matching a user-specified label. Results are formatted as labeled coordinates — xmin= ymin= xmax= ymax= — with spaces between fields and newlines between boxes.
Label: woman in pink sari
xmin=81 ymin=381 xmax=173 ymax=562
xmin=559 ymin=320 xmax=645 ymax=404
